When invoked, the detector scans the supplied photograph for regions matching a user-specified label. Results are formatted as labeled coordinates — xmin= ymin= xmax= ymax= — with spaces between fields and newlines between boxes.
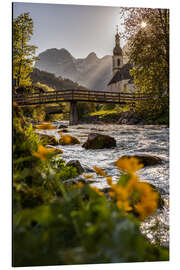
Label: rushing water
xmin=37 ymin=122 xmax=169 ymax=247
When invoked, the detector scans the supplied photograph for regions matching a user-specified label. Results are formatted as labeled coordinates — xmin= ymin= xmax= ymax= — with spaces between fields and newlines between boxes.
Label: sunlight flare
xmin=141 ymin=21 xmax=147 ymax=28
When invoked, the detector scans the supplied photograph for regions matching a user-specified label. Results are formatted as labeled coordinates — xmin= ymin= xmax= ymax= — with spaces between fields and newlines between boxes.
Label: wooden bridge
xmin=13 ymin=89 xmax=150 ymax=125
xmin=45 ymin=106 xmax=63 ymax=114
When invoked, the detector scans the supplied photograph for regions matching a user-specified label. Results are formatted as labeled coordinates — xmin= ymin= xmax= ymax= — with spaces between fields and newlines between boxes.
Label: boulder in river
xmin=66 ymin=160 xmax=84 ymax=175
xmin=59 ymin=128 xmax=69 ymax=133
xmin=149 ymin=183 xmax=165 ymax=209
xmin=58 ymin=124 xmax=68 ymax=129
xmin=117 ymin=111 xmax=141 ymax=125
xmin=39 ymin=134 xmax=59 ymax=146
xmin=82 ymin=133 xmax=116 ymax=149
xmin=120 ymin=155 xmax=162 ymax=167
xmin=59 ymin=133 xmax=80 ymax=145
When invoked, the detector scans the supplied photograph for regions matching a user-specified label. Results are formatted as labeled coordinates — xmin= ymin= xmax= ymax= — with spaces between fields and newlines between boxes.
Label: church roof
xmin=107 ymin=63 xmax=133 ymax=86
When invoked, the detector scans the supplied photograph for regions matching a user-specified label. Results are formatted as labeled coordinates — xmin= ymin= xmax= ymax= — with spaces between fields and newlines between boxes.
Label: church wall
xmin=121 ymin=79 xmax=135 ymax=92
xmin=108 ymin=80 xmax=135 ymax=93
xmin=112 ymin=55 xmax=123 ymax=75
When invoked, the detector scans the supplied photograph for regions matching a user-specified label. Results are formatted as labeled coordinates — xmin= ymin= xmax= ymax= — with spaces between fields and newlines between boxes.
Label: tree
xmin=13 ymin=12 xmax=39 ymax=87
xmin=119 ymin=8 xmax=169 ymax=121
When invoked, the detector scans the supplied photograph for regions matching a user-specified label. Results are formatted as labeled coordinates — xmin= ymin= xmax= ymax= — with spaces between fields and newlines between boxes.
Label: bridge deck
xmin=13 ymin=89 xmax=150 ymax=106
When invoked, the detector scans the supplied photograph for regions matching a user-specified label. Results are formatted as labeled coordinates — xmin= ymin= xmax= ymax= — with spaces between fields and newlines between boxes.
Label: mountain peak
xmin=86 ymin=52 xmax=98 ymax=60
xmin=39 ymin=48 xmax=73 ymax=59
xmin=59 ymin=48 xmax=72 ymax=55
xmin=35 ymin=48 xmax=112 ymax=90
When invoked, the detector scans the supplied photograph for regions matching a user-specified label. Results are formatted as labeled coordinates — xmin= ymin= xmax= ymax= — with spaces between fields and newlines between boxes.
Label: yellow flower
xmin=35 ymin=122 xmax=55 ymax=130
xmin=109 ymin=182 xmax=133 ymax=212
xmin=106 ymin=176 xmax=113 ymax=186
xmin=73 ymin=181 xmax=84 ymax=188
xmin=106 ymin=158 xmax=158 ymax=219
xmin=126 ymin=174 xmax=139 ymax=194
xmin=83 ymin=173 xmax=94 ymax=179
xmin=134 ymin=200 xmax=157 ymax=220
xmin=134 ymin=182 xmax=158 ymax=201
xmin=13 ymin=101 xmax=18 ymax=107
xmin=115 ymin=157 xmax=143 ymax=174
xmin=93 ymin=166 xmax=107 ymax=177
xmin=60 ymin=133 xmax=72 ymax=144
xmin=116 ymin=200 xmax=132 ymax=212
xmin=32 ymin=144 xmax=55 ymax=161
xmin=90 ymin=186 xmax=104 ymax=196
xmin=59 ymin=132 xmax=80 ymax=145
xmin=133 ymin=182 xmax=158 ymax=220
xmin=109 ymin=191 xmax=115 ymax=197
xmin=111 ymin=185 xmax=129 ymax=201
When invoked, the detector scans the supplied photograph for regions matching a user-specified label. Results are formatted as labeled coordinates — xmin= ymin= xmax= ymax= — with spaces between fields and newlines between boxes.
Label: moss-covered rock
xmin=39 ymin=134 xmax=59 ymax=146
xmin=59 ymin=134 xmax=80 ymax=145
xmin=82 ymin=133 xmax=116 ymax=149
xmin=120 ymin=155 xmax=162 ymax=167
xmin=66 ymin=160 xmax=84 ymax=175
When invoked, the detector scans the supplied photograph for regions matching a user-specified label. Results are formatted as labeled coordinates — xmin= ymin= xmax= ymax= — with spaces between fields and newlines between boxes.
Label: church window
xmin=117 ymin=59 xmax=120 ymax=66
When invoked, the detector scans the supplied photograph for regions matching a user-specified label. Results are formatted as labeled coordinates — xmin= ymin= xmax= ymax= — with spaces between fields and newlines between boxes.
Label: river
xmin=37 ymin=122 xmax=169 ymax=247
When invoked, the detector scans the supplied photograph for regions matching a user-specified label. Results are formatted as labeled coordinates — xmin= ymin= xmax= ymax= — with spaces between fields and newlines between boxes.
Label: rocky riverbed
xmin=36 ymin=122 xmax=169 ymax=247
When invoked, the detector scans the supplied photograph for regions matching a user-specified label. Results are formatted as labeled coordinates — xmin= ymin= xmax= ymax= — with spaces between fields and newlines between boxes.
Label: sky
xmin=13 ymin=2 xmax=126 ymax=58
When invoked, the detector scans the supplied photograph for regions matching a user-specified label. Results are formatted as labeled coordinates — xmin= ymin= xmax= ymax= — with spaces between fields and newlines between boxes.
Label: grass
xmin=89 ymin=109 xmax=118 ymax=116
xmin=89 ymin=104 xmax=131 ymax=117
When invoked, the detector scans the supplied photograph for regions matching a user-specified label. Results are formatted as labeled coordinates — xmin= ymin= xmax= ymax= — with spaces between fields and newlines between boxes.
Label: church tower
xmin=107 ymin=26 xmax=134 ymax=92
xmin=112 ymin=26 xmax=123 ymax=75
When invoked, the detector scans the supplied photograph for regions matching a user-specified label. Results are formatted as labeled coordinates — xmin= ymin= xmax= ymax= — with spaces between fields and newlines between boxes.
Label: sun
xmin=141 ymin=21 xmax=147 ymax=28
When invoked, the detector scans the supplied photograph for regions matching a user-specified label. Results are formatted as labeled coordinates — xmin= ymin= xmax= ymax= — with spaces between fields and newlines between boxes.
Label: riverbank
xmin=77 ymin=110 xmax=169 ymax=126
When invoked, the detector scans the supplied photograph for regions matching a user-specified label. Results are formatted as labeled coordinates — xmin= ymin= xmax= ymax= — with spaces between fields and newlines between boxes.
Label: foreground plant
xmin=13 ymin=180 xmax=168 ymax=266
xmin=32 ymin=144 xmax=56 ymax=161
xmin=93 ymin=157 xmax=159 ymax=221
xmin=35 ymin=122 xmax=55 ymax=130
xmin=13 ymin=105 xmax=168 ymax=266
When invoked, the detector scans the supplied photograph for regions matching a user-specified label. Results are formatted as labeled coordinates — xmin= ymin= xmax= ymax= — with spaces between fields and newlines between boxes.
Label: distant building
xmin=107 ymin=27 xmax=135 ymax=92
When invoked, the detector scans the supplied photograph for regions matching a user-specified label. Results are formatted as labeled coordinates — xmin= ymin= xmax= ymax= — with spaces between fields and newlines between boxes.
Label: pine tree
xmin=13 ymin=12 xmax=39 ymax=88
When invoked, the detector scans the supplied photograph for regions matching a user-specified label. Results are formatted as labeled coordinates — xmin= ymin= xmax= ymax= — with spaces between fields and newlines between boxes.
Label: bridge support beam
xmin=69 ymin=101 xmax=79 ymax=125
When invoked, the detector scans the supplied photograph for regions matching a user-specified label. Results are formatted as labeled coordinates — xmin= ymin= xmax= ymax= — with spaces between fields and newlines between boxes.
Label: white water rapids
xmin=37 ymin=122 xmax=169 ymax=247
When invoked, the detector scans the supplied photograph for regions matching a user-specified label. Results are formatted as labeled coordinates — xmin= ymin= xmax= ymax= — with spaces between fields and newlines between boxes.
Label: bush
xmin=13 ymin=183 xmax=168 ymax=266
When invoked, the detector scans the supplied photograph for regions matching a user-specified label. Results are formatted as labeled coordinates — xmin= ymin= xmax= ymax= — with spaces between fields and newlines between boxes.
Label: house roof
xmin=107 ymin=63 xmax=133 ymax=86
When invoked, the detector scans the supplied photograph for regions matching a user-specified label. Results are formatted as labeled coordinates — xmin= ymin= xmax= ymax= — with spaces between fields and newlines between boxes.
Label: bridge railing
xmin=13 ymin=89 xmax=150 ymax=106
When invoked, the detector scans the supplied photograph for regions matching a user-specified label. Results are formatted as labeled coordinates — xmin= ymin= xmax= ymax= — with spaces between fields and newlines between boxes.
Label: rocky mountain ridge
xmin=35 ymin=48 xmax=113 ymax=90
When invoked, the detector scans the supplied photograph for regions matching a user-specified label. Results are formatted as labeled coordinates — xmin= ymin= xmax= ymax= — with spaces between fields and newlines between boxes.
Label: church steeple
xmin=112 ymin=25 xmax=123 ymax=75
xmin=113 ymin=25 xmax=123 ymax=56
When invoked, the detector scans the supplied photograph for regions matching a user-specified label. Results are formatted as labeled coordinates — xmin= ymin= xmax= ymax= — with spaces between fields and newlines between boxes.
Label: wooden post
xmin=72 ymin=90 xmax=74 ymax=100
xmin=69 ymin=101 xmax=79 ymax=125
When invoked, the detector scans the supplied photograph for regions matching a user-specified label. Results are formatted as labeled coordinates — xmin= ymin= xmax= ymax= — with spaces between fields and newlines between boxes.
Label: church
xmin=107 ymin=27 xmax=135 ymax=92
